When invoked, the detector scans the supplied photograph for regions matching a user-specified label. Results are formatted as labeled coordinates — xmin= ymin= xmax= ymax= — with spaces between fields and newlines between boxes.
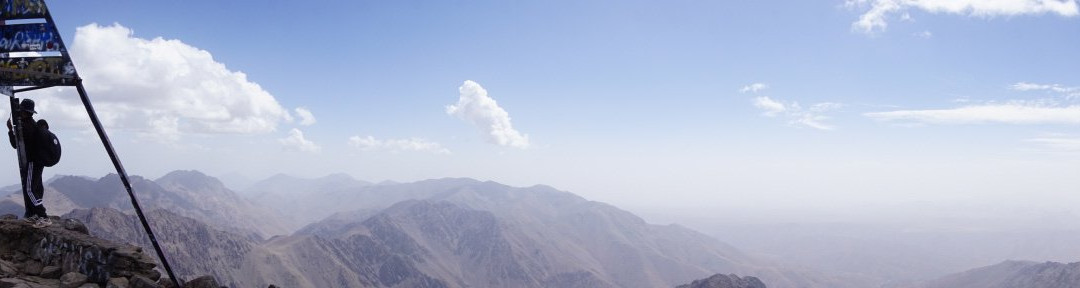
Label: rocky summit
xmin=677 ymin=273 xmax=768 ymax=288
xmin=0 ymin=214 xmax=222 ymax=288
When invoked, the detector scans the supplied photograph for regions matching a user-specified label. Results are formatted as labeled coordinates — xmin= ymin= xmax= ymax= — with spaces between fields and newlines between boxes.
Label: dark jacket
xmin=8 ymin=117 xmax=43 ymax=162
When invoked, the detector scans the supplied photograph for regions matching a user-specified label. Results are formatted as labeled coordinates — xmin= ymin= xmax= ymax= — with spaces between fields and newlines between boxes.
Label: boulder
xmin=39 ymin=266 xmax=61 ymax=279
xmin=128 ymin=275 xmax=159 ymax=288
xmin=60 ymin=272 xmax=89 ymax=288
xmin=22 ymin=261 xmax=42 ymax=276
xmin=61 ymin=219 xmax=89 ymax=235
xmin=106 ymin=277 xmax=129 ymax=288
xmin=181 ymin=276 xmax=219 ymax=288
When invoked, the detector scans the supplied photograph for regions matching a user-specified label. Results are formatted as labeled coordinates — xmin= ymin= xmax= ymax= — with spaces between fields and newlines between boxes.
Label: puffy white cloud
xmin=279 ymin=128 xmax=320 ymax=153
xmin=847 ymin=0 xmax=1079 ymax=33
xmin=446 ymin=80 xmax=530 ymax=149
xmin=295 ymin=107 xmax=316 ymax=126
xmin=348 ymin=135 xmax=450 ymax=154
xmin=32 ymin=23 xmax=291 ymax=141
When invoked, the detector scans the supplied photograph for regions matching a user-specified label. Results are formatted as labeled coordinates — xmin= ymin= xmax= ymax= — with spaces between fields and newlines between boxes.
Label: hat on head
xmin=18 ymin=99 xmax=36 ymax=114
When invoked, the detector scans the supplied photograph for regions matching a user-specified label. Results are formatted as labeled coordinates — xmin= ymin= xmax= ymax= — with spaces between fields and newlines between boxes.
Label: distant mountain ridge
xmin=245 ymin=173 xmax=373 ymax=230
xmin=65 ymin=207 xmax=260 ymax=287
xmin=1 ymin=171 xmax=288 ymax=238
xmin=270 ymin=175 xmax=861 ymax=287
xmin=909 ymin=260 xmax=1080 ymax=288
xmin=6 ymin=170 xmax=866 ymax=287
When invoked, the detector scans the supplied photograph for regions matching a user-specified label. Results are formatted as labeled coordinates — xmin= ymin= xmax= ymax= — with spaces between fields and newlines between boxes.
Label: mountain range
xmin=7 ymin=170 xmax=1074 ymax=287
xmin=897 ymin=260 xmax=1080 ymax=288
xmin=1 ymin=171 xmax=288 ymax=239
xmin=0 ymin=170 xmax=867 ymax=287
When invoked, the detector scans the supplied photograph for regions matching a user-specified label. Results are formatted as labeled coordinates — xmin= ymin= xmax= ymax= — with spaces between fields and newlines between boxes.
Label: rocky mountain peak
xmin=156 ymin=170 xmax=229 ymax=192
xmin=676 ymin=273 xmax=768 ymax=288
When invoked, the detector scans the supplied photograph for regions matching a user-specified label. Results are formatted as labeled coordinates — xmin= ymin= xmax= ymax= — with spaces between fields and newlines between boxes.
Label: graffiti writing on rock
xmin=36 ymin=234 xmax=112 ymax=284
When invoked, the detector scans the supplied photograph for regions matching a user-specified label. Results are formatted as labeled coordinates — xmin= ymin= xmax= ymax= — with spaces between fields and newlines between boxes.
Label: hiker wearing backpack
xmin=6 ymin=99 xmax=59 ymax=228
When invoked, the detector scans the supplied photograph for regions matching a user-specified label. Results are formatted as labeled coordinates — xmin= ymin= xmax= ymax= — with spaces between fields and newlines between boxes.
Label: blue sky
xmin=5 ymin=0 xmax=1080 ymax=221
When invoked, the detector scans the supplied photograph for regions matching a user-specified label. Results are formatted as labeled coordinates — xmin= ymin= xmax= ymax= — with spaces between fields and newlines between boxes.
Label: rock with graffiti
xmin=0 ymin=215 xmax=222 ymax=288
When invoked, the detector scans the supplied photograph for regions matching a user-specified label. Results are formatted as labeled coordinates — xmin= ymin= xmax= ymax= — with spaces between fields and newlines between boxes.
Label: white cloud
xmin=740 ymin=83 xmax=769 ymax=93
xmin=914 ymin=30 xmax=933 ymax=38
xmin=794 ymin=114 xmax=835 ymax=131
xmin=1012 ymin=82 xmax=1057 ymax=91
xmin=751 ymin=95 xmax=839 ymax=130
xmin=753 ymin=96 xmax=787 ymax=116
xmin=143 ymin=113 xmax=181 ymax=143
xmin=847 ymin=0 xmax=1080 ymax=34
xmin=1011 ymin=82 xmax=1080 ymax=98
xmin=31 ymin=23 xmax=291 ymax=142
xmin=870 ymin=82 xmax=1080 ymax=126
xmin=348 ymin=135 xmax=450 ymax=154
xmin=865 ymin=103 xmax=1080 ymax=125
xmin=295 ymin=107 xmax=317 ymax=126
xmin=279 ymin=128 xmax=320 ymax=153
xmin=446 ymin=80 xmax=530 ymax=149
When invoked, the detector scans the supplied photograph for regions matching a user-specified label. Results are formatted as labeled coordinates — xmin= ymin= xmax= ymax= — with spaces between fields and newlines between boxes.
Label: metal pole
xmin=74 ymin=81 xmax=182 ymax=287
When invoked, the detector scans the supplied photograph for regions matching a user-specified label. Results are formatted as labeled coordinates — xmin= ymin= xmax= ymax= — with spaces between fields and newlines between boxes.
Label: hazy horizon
xmin=13 ymin=167 xmax=1080 ymax=286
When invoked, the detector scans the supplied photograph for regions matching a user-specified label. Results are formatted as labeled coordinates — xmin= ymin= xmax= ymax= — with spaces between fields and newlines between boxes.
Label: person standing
xmin=7 ymin=99 xmax=50 ymax=227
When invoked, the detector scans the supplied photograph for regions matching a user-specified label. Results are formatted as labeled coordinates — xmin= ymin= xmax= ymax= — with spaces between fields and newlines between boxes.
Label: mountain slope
xmin=154 ymin=170 xmax=290 ymax=237
xmin=41 ymin=171 xmax=288 ymax=238
xmin=66 ymin=206 xmax=453 ymax=288
xmin=298 ymin=179 xmax=857 ymax=288
xmin=245 ymin=173 xmax=374 ymax=230
xmin=913 ymin=260 xmax=1080 ymax=288
xmin=64 ymin=208 xmax=266 ymax=287
xmin=46 ymin=173 xmax=860 ymax=288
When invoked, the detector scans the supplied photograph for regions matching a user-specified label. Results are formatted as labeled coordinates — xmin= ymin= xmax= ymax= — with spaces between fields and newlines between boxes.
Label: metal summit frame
xmin=0 ymin=1 xmax=180 ymax=286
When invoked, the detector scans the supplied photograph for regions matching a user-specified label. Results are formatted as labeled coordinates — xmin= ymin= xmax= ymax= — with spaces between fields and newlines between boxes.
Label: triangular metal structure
xmin=0 ymin=1 xmax=181 ymax=286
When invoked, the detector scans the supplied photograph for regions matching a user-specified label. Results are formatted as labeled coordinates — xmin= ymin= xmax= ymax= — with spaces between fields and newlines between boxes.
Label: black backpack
xmin=36 ymin=120 xmax=61 ymax=167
